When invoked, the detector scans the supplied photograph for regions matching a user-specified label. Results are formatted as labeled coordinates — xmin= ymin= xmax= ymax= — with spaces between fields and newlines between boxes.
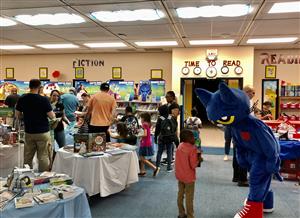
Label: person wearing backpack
xmin=121 ymin=106 xmax=139 ymax=145
xmin=156 ymin=103 xmax=180 ymax=172
xmin=184 ymin=108 xmax=202 ymax=149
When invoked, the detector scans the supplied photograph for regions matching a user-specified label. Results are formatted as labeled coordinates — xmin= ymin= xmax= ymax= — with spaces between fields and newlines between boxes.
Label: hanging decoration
xmin=52 ymin=70 xmax=61 ymax=78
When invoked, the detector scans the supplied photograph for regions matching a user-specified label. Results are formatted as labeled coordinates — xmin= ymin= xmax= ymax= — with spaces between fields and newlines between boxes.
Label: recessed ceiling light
xmin=36 ymin=44 xmax=79 ymax=49
xmin=269 ymin=1 xmax=300 ymax=13
xmin=15 ymin=13 xmax=85 ymax=26
xmin=176 ymin=4 xmax=252 ymax=18
xmin=247 ymin=37 xmax=298 ymax=44
xmin=0 ymin=45 xmax=34 ymax=50
xmin=189 ymin=39 xmax=235 ymax=45
xmin=91 ymin=9 xmax=164 ymax=22
xmin=84 ymin=42 xmax=127 ymax=48
xmin=0 ymin=17 xmax=17 ymax=26
xmin=134 ymin=41 xmax=178 ymax=46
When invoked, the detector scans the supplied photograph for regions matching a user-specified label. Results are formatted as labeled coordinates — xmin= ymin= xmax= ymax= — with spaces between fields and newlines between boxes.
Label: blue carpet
xmin=89 ymin=154 xmax=300 ymax=218
xmin=202 ymin=146 xmax=233 ymax=156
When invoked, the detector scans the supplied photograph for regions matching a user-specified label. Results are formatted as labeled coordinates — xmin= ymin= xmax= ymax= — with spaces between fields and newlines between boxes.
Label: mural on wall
xmin=262 ymin=79 xmax=279 ymax=118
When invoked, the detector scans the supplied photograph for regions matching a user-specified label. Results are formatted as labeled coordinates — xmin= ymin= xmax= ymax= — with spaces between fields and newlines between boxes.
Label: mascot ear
xmin=219 ymin=82 xmax=237 ymax=103
xmin=195 ymin=88 xmax=212 ymax=107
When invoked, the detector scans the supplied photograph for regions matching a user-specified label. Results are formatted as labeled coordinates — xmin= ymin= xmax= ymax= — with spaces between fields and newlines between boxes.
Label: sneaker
xmin=153 ymin=167 xmax=160 ymax=177
xmin=138 ymin=172 xmax=146 ymax=177
xmin=178 ymin=215 xmax=187 ymax=218
xmin=167 ymin=168 xmax=174 ymax=172
xmin=161 ymin=160 xmax=168 ymax=166
xmin=223 ymin=155 xmax=229 ymax=161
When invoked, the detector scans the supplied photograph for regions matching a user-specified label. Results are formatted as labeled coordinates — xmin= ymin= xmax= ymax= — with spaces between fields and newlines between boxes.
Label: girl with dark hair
xmin=139 ymin=112 xmax=160 ymax=177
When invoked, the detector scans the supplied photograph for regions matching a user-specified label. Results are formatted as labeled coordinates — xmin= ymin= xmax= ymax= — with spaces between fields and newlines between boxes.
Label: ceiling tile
xmin=0 ymin=0 xmax=63 ymax=9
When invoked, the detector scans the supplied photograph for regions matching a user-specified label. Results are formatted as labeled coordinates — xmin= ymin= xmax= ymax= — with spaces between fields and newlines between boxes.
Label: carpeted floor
xmin=89 ymin=154 xmax=300 ymax=218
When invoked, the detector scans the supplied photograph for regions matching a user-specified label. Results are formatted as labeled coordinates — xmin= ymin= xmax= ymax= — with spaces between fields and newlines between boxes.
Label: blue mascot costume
xmin=195 ymin=83 xmax=281 ymax=218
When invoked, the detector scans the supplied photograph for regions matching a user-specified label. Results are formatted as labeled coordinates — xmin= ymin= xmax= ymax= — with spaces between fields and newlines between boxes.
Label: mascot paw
xmin=234 ymin=201 xmax=263 ymax=218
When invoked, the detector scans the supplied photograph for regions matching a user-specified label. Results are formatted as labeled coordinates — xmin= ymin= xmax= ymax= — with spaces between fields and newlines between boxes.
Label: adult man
xmin=15 ymin=79 xmax=55 ymax=172
xmin=231 ymin=85 xmax=256 ymax=186
xmin=88 ymin=83 xmax=117 ymax=142
xmin=61 ymin=87 xmax=79 ymax=123
xmin=165 ymin=91 xmax=177 ymax=106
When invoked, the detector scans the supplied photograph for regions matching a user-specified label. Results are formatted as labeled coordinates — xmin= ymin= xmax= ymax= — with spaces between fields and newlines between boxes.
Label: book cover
xmin=89 ymin=133 xmax=106 ymax=152
xmin=73 ymin=133 xmax=89 ymax=153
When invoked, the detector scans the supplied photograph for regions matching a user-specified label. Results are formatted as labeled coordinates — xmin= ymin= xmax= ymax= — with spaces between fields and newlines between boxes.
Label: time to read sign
xmin=73 ymin=59 xmax=105 ymax=68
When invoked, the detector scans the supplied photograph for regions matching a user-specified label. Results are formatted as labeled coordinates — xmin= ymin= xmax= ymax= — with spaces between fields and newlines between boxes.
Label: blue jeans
xmin=156 ymin=143 xmax=174 ymax=170
xmin=54 ymin=130 xmax=66 ymax=148
xmin=224 ymin=126 xmax=232 ymax=155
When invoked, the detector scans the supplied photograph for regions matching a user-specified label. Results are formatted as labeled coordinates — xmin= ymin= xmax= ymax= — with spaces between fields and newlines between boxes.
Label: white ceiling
xmin=0 ymin=0 xmax=299 ymax=54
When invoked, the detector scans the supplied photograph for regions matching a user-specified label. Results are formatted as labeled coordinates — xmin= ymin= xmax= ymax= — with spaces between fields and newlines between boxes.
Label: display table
xmin=52 ymin=148 xmax=139 ymax=197
xmin=0 ymin=144 xmax=24 ymax=177
xmin=0 ymin=186 xmax=91 ymax=218
xmin=263 ymin=120 xmax=300 ymax=130
xmin=279 ymin=140 xmax=300 ymax=160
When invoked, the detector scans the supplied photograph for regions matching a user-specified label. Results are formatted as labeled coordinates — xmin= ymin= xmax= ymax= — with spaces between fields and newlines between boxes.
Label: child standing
xmin=139 ymin=112 xmax=160 ymax=177
xmin=176 ymin=129 xmax=199 ymax=218
xmin=156 ymin=103 xmax=180 ymax=172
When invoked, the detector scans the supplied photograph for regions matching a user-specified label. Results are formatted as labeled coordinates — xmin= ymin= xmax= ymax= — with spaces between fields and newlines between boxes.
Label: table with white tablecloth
xmin=0 ymin=144 xmax=24 ymax=177
xmin=52 ymin=148 xmax=139 ymax=197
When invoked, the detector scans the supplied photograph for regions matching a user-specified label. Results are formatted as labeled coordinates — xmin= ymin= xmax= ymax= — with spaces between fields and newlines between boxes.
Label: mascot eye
xmin=216 ymin=116 xmax=235 ymax=125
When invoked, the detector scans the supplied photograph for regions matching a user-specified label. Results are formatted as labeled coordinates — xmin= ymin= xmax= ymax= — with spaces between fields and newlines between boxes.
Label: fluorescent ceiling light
xmin=176 ymin=4 xmax=252 ymax=18
xmin=15 ymin=13 xmax=85 ymax=26
xmin=269 ymin=1 xmax=300 ymax=13
xmin=36 ymin=44 xmax=79 ymax=49
xmin=91 ymin=9 xmax=164 ymax=22
xmin=247 ymin=37 xmax=298 ymax=44
xmin=189 ymin=39 xmax=235 ymax=45
xmin=0 ymin=17 xmax=17 ymax=26
xmin=84 ymin=42 xmax=127 ymax=48
xmin=0 ymin=45 xmax=34 ymax=50
xmin=135 ymin=41 xmax=178 ymax=46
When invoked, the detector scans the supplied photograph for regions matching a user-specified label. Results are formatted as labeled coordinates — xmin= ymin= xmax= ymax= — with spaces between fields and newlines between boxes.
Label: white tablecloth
xmin=52 ymin=148 xmax=139 ymax=197
xmin=0 ymin=144 xmax=24 ymax=177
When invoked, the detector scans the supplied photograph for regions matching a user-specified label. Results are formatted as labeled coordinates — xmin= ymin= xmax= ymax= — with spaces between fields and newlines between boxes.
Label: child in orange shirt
xmin=175 ymin=129 xmax=199 ymax=218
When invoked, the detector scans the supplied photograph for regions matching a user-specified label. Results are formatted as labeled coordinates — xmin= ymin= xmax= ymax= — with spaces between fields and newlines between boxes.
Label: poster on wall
xmin=43 ymin=81 xmax=73 ymax=96
xmin=109 ymin=80 xmax=134 ymax=101
xmin=261 ymin=79 xmax=279 ymax=119
xmin=74 ymin=81 xmax=102 ymax=95
xmin=150 ymin=80 xmax=165 ymax=101
xmin=0 ymin=81 xmax=30 ymax=100
xmin=139 ymin=80 xmax=152 ymax=101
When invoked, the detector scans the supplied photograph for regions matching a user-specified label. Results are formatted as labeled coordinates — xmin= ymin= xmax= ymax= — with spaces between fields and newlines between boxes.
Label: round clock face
xmin=221 ymin=66 xmax=229 ymax=74
xmin=206 ymin=66 xmax=217 ymax=78
xmin=234 ymin=66 xmax=243 ymax=75
xmin=181 ymin=67 xmax=190 ymax=75
xmin=193 ymin=67 xmax=202 ymax=75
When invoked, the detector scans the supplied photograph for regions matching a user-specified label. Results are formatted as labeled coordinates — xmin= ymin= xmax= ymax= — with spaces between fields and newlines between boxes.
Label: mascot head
xmin=195 ymin=83 xmax=250 ymax=125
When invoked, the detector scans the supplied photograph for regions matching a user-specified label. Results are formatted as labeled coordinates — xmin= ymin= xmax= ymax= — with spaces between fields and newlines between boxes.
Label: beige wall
xmin=172 ymin=47 xmax=255 ymax=99
xmin=254 ymin=49 xmax=300 ymax=104
xmin=0 ymin=52 xmax=172 ymax=91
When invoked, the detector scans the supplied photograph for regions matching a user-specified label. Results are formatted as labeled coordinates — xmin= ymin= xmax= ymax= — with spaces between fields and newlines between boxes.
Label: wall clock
xmin=221 ymin=66 xmax=229 ymax=74
xmin=181 ymin=67 xmax=190 ymax=75
xmin=193 ymin=67 xmax=202 ymax=75
xmin=234 ymin=66 xmax=243 ymax=75
xmin=206 ymin=66 xmax=217 ymax=78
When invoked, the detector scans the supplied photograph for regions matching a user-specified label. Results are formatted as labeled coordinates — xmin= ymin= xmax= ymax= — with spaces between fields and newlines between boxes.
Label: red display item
xmin=297 ymin=103 xmax=300 ymax=109
xmin=293 ymin=133 xmax=300 ymax=139
xmin=290 ymin=102 xmax=297 ymax=109
xmin=281 ymin=159 xmax=300 ymax=172
xmin=286 ymin=102 xmax=291 ymax=108
xmin=280 ymin=103 xmax=288 ymax=109
xmin=52 ymin=70 xmax=61 ymax=78
xmin=280 ymin=171 xmax=298 ymax=181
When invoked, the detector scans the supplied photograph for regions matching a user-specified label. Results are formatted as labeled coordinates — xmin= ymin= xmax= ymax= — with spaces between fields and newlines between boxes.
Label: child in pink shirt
xmin=175 ymin=129 xmax=199 ymax=218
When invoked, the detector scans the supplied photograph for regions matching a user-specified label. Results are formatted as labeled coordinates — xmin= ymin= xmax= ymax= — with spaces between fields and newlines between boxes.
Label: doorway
xmin=180 ymin=77 xmax=243 ymax=147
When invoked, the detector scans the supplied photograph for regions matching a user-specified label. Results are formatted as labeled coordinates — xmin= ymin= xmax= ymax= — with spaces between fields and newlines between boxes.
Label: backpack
xmin=159 ymin=116 xmax=176 ymax=144
xmin=185 ymin=117 xmax=199 ymax=130
xmin=124 ymin=115 xmax=140 ymax=135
